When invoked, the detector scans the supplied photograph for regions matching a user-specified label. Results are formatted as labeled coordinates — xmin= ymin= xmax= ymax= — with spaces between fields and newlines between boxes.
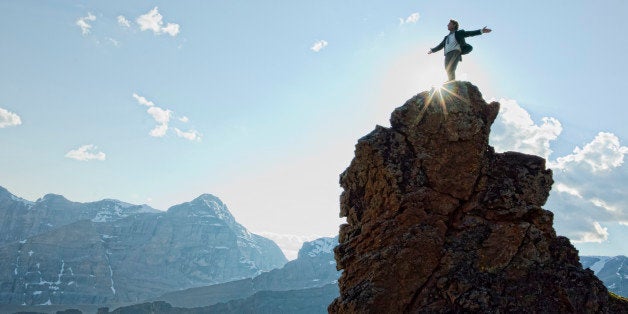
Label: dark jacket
xmin=431 ymin=29 xmax=482 ymax=61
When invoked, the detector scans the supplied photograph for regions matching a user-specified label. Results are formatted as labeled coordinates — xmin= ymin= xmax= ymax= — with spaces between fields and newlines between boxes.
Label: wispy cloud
xmin=106 ymin=37 xmax=120 ymax=46
xmin=570 ymin=221 xmax=609 ymax=243
xmin=399 ymin=12 xmax=420 ymax=25
xmin=174 ymin=128 xmax=201 ymax=142
xmin=136 ymin=7 xmax=180 ymax=36
xmin=0 ymin=107 xmax=22 ymax=128
xmin=132 ymin=93 xmax=200 ymax=141
xmin=65 ymin=144 xmax=106 ymax=161
xmin=310 ymin=40 xmax=328 ymax=52
xmin=491 ymin=99 xmax=628 ymax=244
xmin=132 ymin=93 xmax=156 ymax=107
xmin=76 ymin=12 xmax=96 ymax=35
xmin=117 ymin=15 xmax=131 ymax=28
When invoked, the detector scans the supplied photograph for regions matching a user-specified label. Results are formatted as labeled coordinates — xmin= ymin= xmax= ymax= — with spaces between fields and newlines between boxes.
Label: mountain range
xmin=0 ymin=187 xmax=286 ymax=307
xmin=0 ymin=184 xmax=624 ymax=313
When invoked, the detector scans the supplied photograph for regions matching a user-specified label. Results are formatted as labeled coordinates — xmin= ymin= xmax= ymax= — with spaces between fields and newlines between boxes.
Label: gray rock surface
xmin=154 ymin=236 xmax=340 ymax=308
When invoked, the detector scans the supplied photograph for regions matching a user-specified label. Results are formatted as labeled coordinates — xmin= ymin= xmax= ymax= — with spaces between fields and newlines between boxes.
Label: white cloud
xmin=136 ymin=7 xmax=180 ymax=37
xmin=570 ymin=221 xmax=609 ymax=243
xmin=132 ymin=93 xmax=198 ymax=141
xmin=311 ymin=40 xmax=328 ymax=52
xmin=590 ymin=198 xmax=618 ymax=212
xmin=147 ymin=106 xmax=172 ymax=125
xmin=117 ymin=15 xmax=131 ymax=28
xmin=132 ymin=93 xmax=155 ymax=107
xmin=76 ymin=12 xmax=96 ymax=35
xmin=65 ymin=144 xmax=106 ymax=161
xmin=489 ymin=99 xmax=562 ymax=159
xmin=551 ymin=132 xmax=628 ymax=173
xmin=488 ymin=99 xmax=628 ymax=246
xmin=554 ymin=183 xmax=582 ymax=198
xmin=150 ymin=123 xmax=168 ymax=138
xmin=161 ymin=23 xmax=180 ymax=37
xmin=0 ymin=107 xmax=22 ymax=128
xmin=399 ymin=12 xmax=420 ymax=25
xmin=174 ymin=128 xmax=202 ymax=142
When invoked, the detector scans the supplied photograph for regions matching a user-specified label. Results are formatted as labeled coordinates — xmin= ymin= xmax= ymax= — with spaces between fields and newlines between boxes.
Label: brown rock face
xmin=329 ymin=82 xmax=628 ymax=313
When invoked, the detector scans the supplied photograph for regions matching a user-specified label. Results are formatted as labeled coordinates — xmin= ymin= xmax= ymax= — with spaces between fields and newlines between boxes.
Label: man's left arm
xmin=463 ymin=26 xmax=492 ymax=38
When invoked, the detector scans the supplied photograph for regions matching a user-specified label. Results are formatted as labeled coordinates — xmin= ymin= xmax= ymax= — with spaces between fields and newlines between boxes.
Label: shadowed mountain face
xmin=154 ymin=236 xmax=340 ymax=308
xmin=0 ymin=191 xmax=286 ymax=306
xmin=0 ymin=186 xmax=158 ymax=246
xmin=329 ymin=82 xmax=628 ymax=313
xmin=91 ymin=237 xmax=340 ymax=314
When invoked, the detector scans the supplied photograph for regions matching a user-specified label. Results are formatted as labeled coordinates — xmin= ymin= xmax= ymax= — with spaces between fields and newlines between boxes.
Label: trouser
xmin=445 ymin=50 xmax=462 ymax=81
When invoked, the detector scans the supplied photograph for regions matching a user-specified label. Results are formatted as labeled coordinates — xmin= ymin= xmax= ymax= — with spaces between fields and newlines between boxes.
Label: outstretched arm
xmin=463 ymin=26 xmax=492 ymax=37
xmin=428 ymin=38 xmax=445 ymax=54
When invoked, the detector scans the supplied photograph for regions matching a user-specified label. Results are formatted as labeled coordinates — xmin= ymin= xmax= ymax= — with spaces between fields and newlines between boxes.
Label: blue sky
xmin=1 ymin=1 xmax=627 ymax=258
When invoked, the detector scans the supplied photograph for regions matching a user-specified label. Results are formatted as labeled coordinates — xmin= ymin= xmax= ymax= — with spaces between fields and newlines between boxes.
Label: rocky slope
xmin=0 ymin=193 xmax=286 ymax=306
xmin=153 ymin=236 xmax=340 ymax=308
xmin=329 ymin=82 xmax=628 ymax=312
xmin=581 ymin=255 xmax=627 ymax=298
xmin=96 ymin=284 xmax=338 ymax=314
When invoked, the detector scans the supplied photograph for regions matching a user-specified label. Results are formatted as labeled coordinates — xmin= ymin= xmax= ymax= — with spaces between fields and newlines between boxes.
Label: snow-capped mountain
xmin=0 ymin=189 xmax=287 ymax=306
xmin=581 ymin=255 xmax=627 ymax=297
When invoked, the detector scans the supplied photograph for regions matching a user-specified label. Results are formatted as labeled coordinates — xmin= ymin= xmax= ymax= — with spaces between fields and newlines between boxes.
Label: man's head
xmin=448 ymin=19 xmax=459 ymax=32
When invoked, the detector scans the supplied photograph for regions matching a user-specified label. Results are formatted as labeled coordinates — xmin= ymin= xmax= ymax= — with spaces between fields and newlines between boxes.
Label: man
xmin=428 ymin=19 xmax=491 ymax=81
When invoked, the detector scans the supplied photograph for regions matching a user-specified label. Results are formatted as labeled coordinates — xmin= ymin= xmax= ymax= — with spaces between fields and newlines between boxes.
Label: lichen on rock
xmin=329 ymin=81 xmax=628 ymax=313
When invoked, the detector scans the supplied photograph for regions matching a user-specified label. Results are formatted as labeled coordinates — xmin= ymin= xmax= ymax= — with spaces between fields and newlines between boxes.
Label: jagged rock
xmin=329 ymin=82 xmax=628 ymax=313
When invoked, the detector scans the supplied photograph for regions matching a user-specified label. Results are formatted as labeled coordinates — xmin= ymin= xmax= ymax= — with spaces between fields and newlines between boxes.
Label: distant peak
xmin=38 ymin=193 xmax=70 ymax=203
xmin=168 ymin=193 xmax=234 ymax=221
xmin=193 ymin=193 xmax=222 ymax=203
xmin=298 ymin=236 xmax=338 ymax=259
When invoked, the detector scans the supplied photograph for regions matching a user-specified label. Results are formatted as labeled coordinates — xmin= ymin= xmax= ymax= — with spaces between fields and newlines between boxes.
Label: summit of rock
xmin=329 ymin=81 xmax=628 ymax=313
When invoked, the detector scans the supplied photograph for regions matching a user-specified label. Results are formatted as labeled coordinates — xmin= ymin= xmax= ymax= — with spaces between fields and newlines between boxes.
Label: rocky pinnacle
xmin=329 ymin=82 xmax=627 ymax=313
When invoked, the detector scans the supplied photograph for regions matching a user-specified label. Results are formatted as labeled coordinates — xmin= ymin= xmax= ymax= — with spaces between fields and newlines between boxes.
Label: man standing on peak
xmin=428 ymin=19 xmax=491 ymax=82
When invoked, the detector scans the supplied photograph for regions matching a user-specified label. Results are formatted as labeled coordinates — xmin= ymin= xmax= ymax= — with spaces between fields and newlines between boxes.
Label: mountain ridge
xmin=0 ymin=188 xmax=286 ymax=307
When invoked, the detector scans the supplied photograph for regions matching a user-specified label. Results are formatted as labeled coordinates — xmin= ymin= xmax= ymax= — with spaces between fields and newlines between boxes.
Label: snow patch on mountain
xmin=589 ymin=256 xmax=611 ymax=274
xmin=305 ymin=238 xmax=336 ymax=257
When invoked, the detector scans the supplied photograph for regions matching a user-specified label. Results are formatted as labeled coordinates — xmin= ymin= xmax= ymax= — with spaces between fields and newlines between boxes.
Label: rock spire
xmin=329 ymin=82 xmax=628 ymax=313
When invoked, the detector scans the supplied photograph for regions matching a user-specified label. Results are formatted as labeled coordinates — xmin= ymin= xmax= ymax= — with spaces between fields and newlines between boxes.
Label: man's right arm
xmin=428 ymin=38 xmax=445 ymax=54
